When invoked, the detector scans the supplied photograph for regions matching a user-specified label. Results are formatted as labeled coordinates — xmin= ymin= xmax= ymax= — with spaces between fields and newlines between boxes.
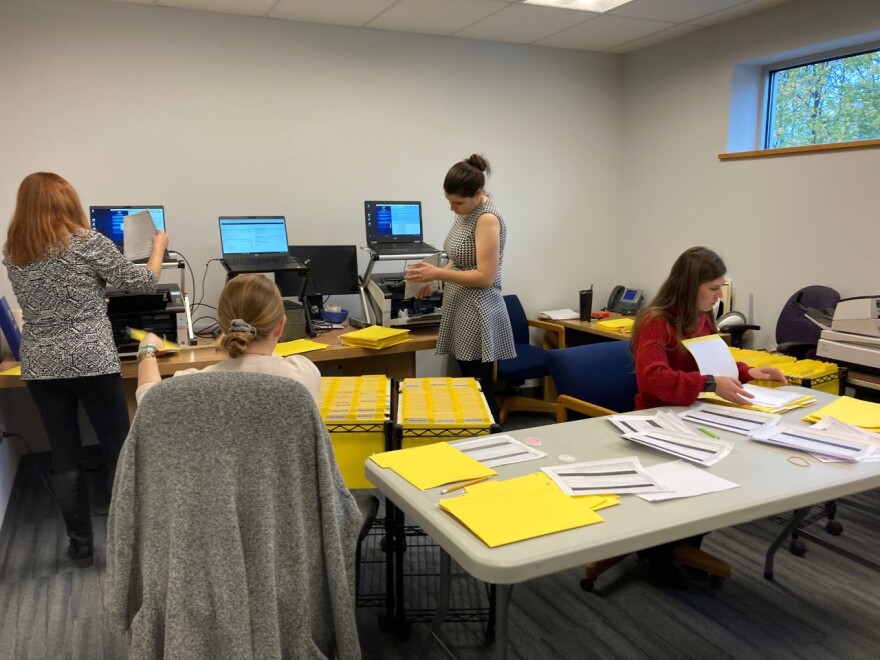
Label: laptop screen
xmin=364 ymin=201 xmax=423 ymax=243
xmin=89 ymin=206 xmax=166 ymax=251
xmin=219 ymin=216 xmax=289 ymax=256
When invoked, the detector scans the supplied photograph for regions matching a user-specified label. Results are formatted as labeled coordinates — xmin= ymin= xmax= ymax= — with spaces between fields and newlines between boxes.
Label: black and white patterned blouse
xmin=4 ymin=229 xmax=157 ymax=380
xmin=435 ymin=197 xmax=516 ymax=363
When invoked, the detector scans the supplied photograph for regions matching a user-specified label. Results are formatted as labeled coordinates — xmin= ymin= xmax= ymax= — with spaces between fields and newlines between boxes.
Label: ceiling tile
xmin=270 ymin=0 xmax=397 ymax=27
xmin=687 ymin=0 xmax=794 ymax=27
xmin=604 ymin=22 xmax=702 ymax=54
xmin=608 ymin=0 xmax=750 ymax=24
xmin=456 ymin=2 xmax=597 ymax=45
xmin=157 ymin=0 xmax=276 ymax=17
xmin=367 ymin=0 xmax=509 ymax=36
xmin=535 ymin=13 xmax=674 ymax=51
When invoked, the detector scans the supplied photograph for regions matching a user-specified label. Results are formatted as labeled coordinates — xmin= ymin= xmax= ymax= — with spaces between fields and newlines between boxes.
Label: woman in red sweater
xmin=630 ymin=246 xmax=786 ymax=588
xmin=633 ymin=246 xmax=786 ymax=410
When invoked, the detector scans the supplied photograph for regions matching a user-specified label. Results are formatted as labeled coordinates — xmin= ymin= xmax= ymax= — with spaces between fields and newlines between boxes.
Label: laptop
xmin=364 ymin=201 xmax=440 ymax=257
xmin=89 ymin=205 xmax=173 ymax=263
xmin=218 ymin=216 xmax=305 ymax=273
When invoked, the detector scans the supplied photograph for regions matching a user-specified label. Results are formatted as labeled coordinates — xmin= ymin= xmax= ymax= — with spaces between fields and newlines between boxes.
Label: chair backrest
xmin=546 ymin=342 xmax=638 ymax=413
xmin=503 ymin=294 xmax=530 ymax=345
xmin=776 ymin=285 xmax=841 ymax=346
xmin=106 ymin=371 xmax=362 ymax=659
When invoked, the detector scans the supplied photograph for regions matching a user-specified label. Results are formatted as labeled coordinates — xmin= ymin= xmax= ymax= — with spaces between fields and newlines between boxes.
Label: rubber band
xmin=787 ymin=455 xmax=810 ymax=467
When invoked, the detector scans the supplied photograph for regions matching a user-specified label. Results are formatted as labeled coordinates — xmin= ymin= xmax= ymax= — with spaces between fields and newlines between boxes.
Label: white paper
xmin=740 ymin=384 xmax=809 ymax=411
xmin=621 ymin=430 xmax=734 ymax=466
xmin=123 ymin=209 xmax=158 ymax=261
xmin=541 ymin=456 xmax=668 ymax=496
xmin=450 ymin=434 xmax=546 ymax=468
xmin=682 ymin=334 xmax=739 ymax=378
xmin=678 ymin=403 xmax=781 ymax=435
xmin=404 ymin=252 xmax=441 ymax=299
xmin=803 ymin=417 xmax=880 ymax=463
xmin=638 ymin=460 xmax=740 ymax=501
xmin=537 ymin=308 xmax=579 ymax=320
xmin=609 ymin=410 xmax=697 ymax=437
xmin=750 ymin=424 xmax=873 ymax=461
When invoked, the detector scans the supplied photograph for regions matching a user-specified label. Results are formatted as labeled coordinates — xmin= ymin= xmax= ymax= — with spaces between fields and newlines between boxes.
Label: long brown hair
xmin=5 ymin=172 xmax=89 ymax=266
xmin=632 ymin=246 xmax=726 ymax=351
xmin=218 ymin=274 xmax=285 ymax=359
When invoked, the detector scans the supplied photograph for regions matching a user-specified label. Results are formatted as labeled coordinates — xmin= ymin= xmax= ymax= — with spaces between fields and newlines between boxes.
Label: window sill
xmin=719 ymin=138 xmax=880 ymax=161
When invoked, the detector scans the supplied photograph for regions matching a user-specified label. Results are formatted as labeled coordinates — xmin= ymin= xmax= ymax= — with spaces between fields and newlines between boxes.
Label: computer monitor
xmin=276 ymin=245 xmax=360 ymax=303
xmin=89 ymin=205 xmax=166 ymax=251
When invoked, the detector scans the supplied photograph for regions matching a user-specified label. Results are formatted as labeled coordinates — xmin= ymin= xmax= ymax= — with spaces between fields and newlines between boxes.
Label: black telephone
xmin=607 ymin=285 xmax=644 ymax=316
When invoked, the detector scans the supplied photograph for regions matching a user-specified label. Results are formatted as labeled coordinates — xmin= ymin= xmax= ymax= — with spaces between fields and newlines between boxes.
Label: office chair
xmin=545 ymin=343 xmax=731 ymax=591
xmin=494 ymin=294 xmax=564 ymax=424
xmin=717 ymin=311 xmax=760 ymax=349
xmin=106 ymin=371 xmax=364 ymax=660
xmin=775 ymin=285 xmax=840 ymax=359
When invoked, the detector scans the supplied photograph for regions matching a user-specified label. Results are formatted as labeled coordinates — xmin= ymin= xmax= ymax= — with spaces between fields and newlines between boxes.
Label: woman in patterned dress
xmin=405 ymin=154 xmax=515 ymax=422
xmin=3 ymin=172 xmax=169 ymax=567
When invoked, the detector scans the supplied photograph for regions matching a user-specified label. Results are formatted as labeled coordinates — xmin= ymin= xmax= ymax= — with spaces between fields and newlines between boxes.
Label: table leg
xmin=494 ymin=583 xmax=513 ymax=660
xmin=764 ymin=507 xmax=810 ymax=580
xmin=420 ymin=549 xmax=453 ymax=657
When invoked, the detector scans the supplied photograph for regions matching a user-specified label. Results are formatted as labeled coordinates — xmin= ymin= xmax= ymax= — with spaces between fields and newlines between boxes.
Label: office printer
xmin=364 ymin=272 xmax=443 ymax=328
xmin=817 ymin=296 xmax=880 ymax=370
xmin=106 ymin=283 xmax=193 ymax=356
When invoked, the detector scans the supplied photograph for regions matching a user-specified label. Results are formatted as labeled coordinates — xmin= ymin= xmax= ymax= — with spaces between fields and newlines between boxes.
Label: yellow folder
xmin=274 ymin=338 xmax=329 ymax=356
xmin=803 ymin=395 xmax=880 ymax=430
xmin=370 ymin=442 xmax=496 ymax=490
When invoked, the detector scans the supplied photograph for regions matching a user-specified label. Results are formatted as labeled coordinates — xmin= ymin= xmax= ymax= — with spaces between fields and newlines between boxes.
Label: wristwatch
xmin=137 ymin=344 xmax=158 ymax=361
xmin=703 ymin=375 xmax=717 ymax=393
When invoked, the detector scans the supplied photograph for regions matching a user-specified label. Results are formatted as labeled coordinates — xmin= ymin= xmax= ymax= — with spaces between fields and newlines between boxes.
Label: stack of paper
xmin=439 ymin=472 xmax=615 ymax=547
xmin=399 ymin=377 xmax=492 ymax=427
xmin=274 ymin=338 xmax=329 ymax=356
xmin=679 ymin=403 xmax=781 ymax=435
xmin=750 ymin=424 xmax=875 ymax=462
xmin=809 ymin=417 xmax=880 ymax=462
xmin=701 ymin=384 xmax=815 ymax=414
xmin=621 ymin=429 xmax=733 ymax=466
xmin=803 ymin=396 xmax=880 ymax=430
xmin=541 ymin=456 xmax=669 ymax=495
xmin=320 ymin=375 xmax=389 ymax=423
xmin=595 ymin=317 xmax=635 ymax=333
xmin=537 ymin=308 xmax=579 ymax=320
xmin=449 ymin=434 xmax=546 ymax=468
xmin=339 ymin=325 xmax=410 ymax=350
xmin=607 ymin=410 xmax=695 ymax=436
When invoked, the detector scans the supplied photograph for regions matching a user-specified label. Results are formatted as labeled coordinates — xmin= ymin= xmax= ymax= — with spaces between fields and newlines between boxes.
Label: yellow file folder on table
xmin=370 ymin=441 xmax=496 ymax=490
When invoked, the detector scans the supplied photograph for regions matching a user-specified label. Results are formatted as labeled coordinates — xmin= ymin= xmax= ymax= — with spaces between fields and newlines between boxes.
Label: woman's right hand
xmin=139 ymin=331 xmax=166 ymax=353
xmin=152 ymin=230 xmax=169 ymax=255
xmin=714 ymin=376 xmax=754 ymax=406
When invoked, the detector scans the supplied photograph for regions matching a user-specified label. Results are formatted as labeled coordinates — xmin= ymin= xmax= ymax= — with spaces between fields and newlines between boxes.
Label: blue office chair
xmin=546 ymin=342 xmax=731 ymax=591
xmin=494 ymin=295 xmax=563 ymax=424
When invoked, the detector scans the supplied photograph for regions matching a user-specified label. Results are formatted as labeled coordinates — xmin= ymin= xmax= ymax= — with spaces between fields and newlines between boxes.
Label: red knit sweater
xmin=634 ymin=311 xmax=751 ymax=410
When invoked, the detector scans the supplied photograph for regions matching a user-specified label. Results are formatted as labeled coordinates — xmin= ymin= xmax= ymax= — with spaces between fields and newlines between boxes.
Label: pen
xmin=440 ymin=476 xmax=491 ymax=494
xmin=698 ymin=426 xmax=720 ymax=439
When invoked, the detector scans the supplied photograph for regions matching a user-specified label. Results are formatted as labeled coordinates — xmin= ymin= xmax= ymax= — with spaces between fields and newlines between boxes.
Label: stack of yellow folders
xmin=803 ymin=396 xmax=880 ymax=431
xmin=399 ymin=377 xmax=492 ymax=427
xmin=340 ymin=325 xmax=410 ymax=350
xmin=320 ymin=375 xmax=389 ymax=423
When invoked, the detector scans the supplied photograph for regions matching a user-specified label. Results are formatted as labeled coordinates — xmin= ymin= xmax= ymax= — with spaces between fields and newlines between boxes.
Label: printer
xmin=364 ymin=272 xmax=443 ymax=328
xmin=817 ymin=296 xmax=880 ymax=370
xmin=106 ymin=283 xmax=193 ymax=356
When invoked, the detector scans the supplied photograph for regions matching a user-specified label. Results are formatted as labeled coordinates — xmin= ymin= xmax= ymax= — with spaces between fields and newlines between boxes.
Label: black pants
xmin=26 ymin=373 xmax=130 ymax=477
xmin=456 ymin=359 xmax=501 ymax=425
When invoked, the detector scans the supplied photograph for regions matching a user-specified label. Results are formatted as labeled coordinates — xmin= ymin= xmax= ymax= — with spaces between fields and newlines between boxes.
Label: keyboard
xmin=372 ymin=243 xmax=439 ymax=255
xmin=224 ymin=255 xmax=303 ymax=271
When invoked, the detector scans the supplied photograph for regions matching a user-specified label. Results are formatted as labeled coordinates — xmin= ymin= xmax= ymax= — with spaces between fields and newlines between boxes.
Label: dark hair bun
xmin=465 ymin=154 xmax=490 ymax=175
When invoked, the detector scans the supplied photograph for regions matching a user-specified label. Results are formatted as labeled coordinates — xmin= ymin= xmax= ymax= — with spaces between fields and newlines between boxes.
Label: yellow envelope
xmin=370 ymin=442 xmax=496 ymax=490
xmin=274 ymin=339 xmax=329 ymax=356
xmin=803 ymin=396 xmax=880 ymax=429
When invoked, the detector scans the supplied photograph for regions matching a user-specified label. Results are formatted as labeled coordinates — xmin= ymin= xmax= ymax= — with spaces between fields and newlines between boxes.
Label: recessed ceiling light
xmin=523 ymin=0 xmax=635 ymax=13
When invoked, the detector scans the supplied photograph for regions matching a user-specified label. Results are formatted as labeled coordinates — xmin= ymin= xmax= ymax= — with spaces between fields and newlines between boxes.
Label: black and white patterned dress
xmin=435 ymin=197 xmax=516 ymax=363
xmin=4 ymin=229 xmax=158 ymax=380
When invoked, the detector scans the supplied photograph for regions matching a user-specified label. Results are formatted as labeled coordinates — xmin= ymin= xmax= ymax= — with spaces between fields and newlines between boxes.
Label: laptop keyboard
xmin=374 ymin=243 xmax=436 ymax=254
xmin=227 ymin=255 xmax=297 ymax=267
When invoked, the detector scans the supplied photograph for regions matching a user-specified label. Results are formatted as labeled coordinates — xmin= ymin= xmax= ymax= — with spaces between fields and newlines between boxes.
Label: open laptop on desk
xmin=364 ymin=201 xmax=440 ymax=257
xmin=218 ymin=216 xmax=305 ymax=274
xmin=89 ymin=205 xmax=174 ymax=264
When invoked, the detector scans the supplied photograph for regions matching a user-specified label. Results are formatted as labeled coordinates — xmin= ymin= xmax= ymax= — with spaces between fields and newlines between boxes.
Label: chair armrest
xmin=775 ymin=341 xmax=816 ymax=359
xmin=528 ymin=318 xmax=566 ymax=349
xmin=556 ymin=394 xmax=614 ymax=423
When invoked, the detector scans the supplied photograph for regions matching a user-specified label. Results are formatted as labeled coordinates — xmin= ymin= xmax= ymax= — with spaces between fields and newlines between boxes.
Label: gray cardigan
xmin=105 ymin=371 xmax=362 ymax=659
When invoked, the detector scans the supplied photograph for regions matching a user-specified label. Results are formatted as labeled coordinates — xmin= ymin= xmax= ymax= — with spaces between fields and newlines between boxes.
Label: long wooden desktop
xmin=366 ymin=388 xmax=880 ymax=659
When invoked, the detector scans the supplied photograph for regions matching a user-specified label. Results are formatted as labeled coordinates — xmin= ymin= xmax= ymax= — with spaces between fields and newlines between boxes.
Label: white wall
xmin=0 ymin=0 xmax=622 ymax=526
xmin=620 ymin=0 xmax=880 ymax=349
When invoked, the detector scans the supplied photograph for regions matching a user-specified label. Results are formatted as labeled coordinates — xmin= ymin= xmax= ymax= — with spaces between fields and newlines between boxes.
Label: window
xmin=765 ymin=48 xmax=880 ymax=149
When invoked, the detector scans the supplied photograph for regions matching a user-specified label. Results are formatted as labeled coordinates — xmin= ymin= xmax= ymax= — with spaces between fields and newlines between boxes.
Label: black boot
xmin=51 ymin=469 xmax=94 ymax=568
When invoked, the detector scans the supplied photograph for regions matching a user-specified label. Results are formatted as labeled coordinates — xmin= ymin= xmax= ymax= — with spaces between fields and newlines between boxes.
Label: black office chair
xmin=717 ymin=311 xmax=760 ymax=349
xmin=775 ymin=285 xmax=840 ymax=359
xmin=494 ymin=294 xmax=563 ymax=424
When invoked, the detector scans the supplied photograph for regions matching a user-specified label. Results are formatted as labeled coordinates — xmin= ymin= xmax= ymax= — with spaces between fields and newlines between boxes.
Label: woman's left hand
xmin=748 ymin=366 xmax=788 ymax=385
xmin=405 ymin=261 xmax=441 ymax=283
xmin=139 ymin=331 xmax=167 ymax=353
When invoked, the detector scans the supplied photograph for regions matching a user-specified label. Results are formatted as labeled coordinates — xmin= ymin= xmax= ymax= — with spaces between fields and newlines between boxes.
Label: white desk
xmin=365 ymin=388 xmax=880 ymax=658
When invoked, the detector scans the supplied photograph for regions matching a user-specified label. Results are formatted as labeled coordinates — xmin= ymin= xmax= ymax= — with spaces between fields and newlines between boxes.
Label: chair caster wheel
xmin=580 ymin=578 xmax=595 ymax=592
xmin=826 ymin=520 xmax=843 ymax=535
xmin=708 ymin=575 xmax=724 ymax=589
xmin=789 ymin=539 xmax=808 ymax=556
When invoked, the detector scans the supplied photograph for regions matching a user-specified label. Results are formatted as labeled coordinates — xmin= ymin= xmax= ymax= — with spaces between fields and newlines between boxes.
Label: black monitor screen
xmin=276 ymin=245 xmax=359 ymax=298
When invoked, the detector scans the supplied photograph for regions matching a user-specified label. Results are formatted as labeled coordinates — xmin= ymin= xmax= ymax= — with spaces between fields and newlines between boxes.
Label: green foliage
xmin=767 ymin=49 xmax=880 ymax=148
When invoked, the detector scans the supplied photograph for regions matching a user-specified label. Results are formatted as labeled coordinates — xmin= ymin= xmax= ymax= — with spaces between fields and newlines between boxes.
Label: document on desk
xmin=123 ymin=210 xmax=157 ymax=261
xmin=621 ymin=430 xmax=733 ymax=466
xmin=404 ymin=252 xmax=442 ymax=299
xmin=810 ymin=417 xmax=880 ymax=462
xmin=449 ymin=434 xmax=546 ymax=468
xmin=682 ymin=334 xmax=738 ymax=378
xmin=700 ymin=386 xmax=815 ymax=414
xmin=750 ymin=424 xmax=874 ymax=462
xmin=803 ymin=395 xmax=880 ymax=429
xmin=638 ymin=460 xmax=739 ymax=502
xmin=542 ymin=456 xmax=668 ymax=496
xmin=608 ymin=410 xmax=695 ymax=436
xmin=370 ymin=441 xmax=496 ymax=490
xmin=537 ymin=308 xmax=579 ymax=320
xmin=678 ymin=403 xmax=780 ymax=435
